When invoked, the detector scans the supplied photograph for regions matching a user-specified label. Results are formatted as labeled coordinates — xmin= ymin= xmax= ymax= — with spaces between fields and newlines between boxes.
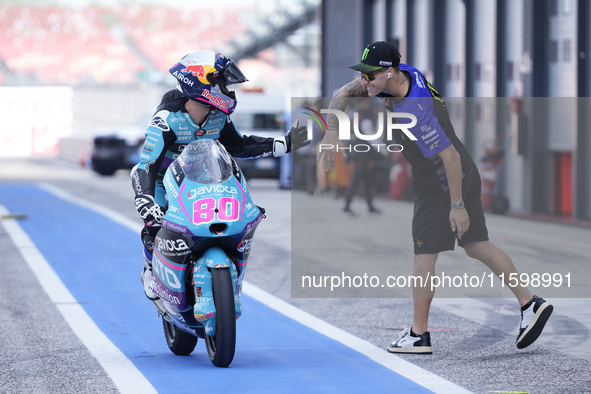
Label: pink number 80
xmin=192 ymin=197 xmax=240 ymax=225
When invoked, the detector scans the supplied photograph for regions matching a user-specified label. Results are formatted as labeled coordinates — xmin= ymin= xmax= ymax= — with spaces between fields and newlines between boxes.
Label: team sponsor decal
xmin=176 ymin=136 xmax=192 ymax=143
xmin=149 ymin=116 xmax=170 ymax=131
xmin=237 ymin=238 xmax=252 ymax=253
xmin=414 ymin=71 xmax=425 ymax=88
xmin=162 ymin=219 xmax=191 ymax=234
xmin=178 ymin=156 xmax=186 ymax=167
xmin=245 ymin=206 xmax=259 ymax=218
xmin=150 ymin=280 xmax=181 ymax=304
xmin=169 ymin=162 xmax=184 ymax=185
xmin=421 ymin=127 xmax=437 ymax=140
xmin=195 ymin=313 xmax=207 ymax=321
xmin=172 ymin=70 xmax=194 ymax=86
xmin=201 ymin=90 xmax=231 ymax=109
xmin=156 ymin=236 xmax=189 ymax=255
xmin=245 ymin=214 xmax=263 ymax=231
xmin=181 ymin=61 xmax=206 ymax=78
xmin=132 ymin=171 xmax=142 ymax=195
xmin=133 ymin=196 xmax=151 ymax=210
xmin=180 ymin=62 xmax=216 ymax=84
xmin=164 ymin=174 xmax=179 ymax=198
xmin=420 ymin=124 xmax=432 ymax=135
xmin=176 ymin=125 xmax=192 ymax=136
xmin=195 ymin=185 xmax=238 ymax=195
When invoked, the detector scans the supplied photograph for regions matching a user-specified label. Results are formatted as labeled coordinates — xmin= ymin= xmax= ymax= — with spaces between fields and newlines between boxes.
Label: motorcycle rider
xmin=131 ymin=50 xmax=309 ymax=301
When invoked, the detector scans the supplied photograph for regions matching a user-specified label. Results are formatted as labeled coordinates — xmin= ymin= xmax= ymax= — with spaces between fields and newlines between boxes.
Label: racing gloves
xmin=273 ymin=121 xmax=311 ymax=157
xmin=134 ymin=195 xmax=164 ymax=229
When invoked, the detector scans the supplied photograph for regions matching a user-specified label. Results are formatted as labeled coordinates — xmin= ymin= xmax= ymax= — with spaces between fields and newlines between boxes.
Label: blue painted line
xmin=0 ymin=184 xmax=431 ymax=393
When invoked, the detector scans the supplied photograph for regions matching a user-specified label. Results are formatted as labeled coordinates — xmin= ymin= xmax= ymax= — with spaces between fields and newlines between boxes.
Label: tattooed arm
xmin=320 ymin=79 xmax=368 ymax=171
xmin=327 ymin=79 xmax=368 ymax=127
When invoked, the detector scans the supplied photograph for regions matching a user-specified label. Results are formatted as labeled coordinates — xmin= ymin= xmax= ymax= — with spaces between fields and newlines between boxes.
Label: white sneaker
xmin=516 ymin=295 xmax=553 ymax=349
xmin=387 ymin=327 xmax=432 ymax=354
xmin=141 ymin=265 xmax=159 ymax=301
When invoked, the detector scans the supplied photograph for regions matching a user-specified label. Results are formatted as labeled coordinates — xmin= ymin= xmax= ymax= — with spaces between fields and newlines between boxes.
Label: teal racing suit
xmin=131 ymin=89 xmax=278 ymax=257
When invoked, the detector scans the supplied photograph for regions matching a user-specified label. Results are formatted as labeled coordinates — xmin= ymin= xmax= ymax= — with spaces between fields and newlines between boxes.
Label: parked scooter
xmin=148 ymin=139 xmax=264 ymax=367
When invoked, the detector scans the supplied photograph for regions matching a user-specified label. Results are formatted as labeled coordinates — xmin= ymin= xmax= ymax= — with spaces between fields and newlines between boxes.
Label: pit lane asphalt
xmin=1 ymin=157 xmax=590 ymax=393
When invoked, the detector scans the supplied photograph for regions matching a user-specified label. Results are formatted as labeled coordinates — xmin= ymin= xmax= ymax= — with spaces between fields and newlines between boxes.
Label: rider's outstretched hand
xmin=286 ymin=120 xmax=311 ymax=153
xmin=134 ymin=195 xmax=164 ymax=228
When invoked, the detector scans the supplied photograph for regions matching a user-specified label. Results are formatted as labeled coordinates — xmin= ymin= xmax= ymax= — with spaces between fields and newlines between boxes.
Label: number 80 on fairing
xmin=193 ymin=197 xmax=240 ymax=225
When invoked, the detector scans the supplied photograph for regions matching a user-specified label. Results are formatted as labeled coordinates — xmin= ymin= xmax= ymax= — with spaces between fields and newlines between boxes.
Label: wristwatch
xmin=451 ymin=200 xmax=464 ymax=209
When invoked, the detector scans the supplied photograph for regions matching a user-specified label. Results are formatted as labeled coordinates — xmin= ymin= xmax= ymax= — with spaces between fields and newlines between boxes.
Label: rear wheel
xmin=162 ymin=318 xmax=197 ymax=356
xmin=204 ymin=267 xmax=236 ymax=367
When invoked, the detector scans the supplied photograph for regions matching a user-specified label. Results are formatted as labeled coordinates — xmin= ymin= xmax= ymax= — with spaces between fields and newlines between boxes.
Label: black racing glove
xmin=273 ymin=121 xmax=311 ymax=156
xmin=285 ymin=120 xmax=311 ymax=153
xmin=134 ymin=195 xmax=164 ymax=228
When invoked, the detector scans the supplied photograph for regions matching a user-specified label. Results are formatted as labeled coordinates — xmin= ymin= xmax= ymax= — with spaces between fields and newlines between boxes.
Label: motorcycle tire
xmin=162 ymin=317 xmax=197 ymax=356
xmin=205 ymin=267 xmax=236 ymax=367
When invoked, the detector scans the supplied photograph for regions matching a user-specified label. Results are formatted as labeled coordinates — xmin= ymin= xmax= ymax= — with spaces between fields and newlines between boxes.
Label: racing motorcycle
xmin=148 ymin=139 xmax=264 ymax=367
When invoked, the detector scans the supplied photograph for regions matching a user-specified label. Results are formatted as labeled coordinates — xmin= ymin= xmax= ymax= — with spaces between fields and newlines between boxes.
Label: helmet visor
xmin=223 ymin=59 xmax=248 ymax=85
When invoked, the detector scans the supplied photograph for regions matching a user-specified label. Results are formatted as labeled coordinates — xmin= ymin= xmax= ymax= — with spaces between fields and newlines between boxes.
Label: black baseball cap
xmin=349 ymin=41 xmax=401 ymax=73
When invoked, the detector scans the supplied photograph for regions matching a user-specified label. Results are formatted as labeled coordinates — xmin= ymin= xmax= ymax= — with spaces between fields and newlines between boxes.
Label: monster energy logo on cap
xmin=350 ymin=41 xmax=401 ymax=73
xmin=362 ymin=48 xmax=370 ymax=61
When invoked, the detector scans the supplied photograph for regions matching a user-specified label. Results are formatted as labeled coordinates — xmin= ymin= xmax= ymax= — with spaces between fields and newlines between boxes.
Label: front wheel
xmin=205 ymin=267 xmax=236 ymax=367
xmin=162 ymin=318 xmax=197 ymax=356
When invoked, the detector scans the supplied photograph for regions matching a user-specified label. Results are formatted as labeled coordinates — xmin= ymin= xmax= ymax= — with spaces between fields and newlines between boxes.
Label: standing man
xmin=320 ymin=41 xmax=553 ymax=354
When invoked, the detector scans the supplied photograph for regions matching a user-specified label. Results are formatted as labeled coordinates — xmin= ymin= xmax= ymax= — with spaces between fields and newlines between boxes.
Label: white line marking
xmin=243 ymin=282 xmax=471 ymax=394
xmin=38 ymin=182 xmax=471 ymax=393
xmin=0 ymin=203 xmax=156 ymax=394
xmin=39 ymin=182 xmax=144 ymax=233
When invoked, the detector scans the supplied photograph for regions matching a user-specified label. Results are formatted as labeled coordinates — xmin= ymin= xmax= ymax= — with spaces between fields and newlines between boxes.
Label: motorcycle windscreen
xmin=179 ymin=140 xmax=233 ymax=184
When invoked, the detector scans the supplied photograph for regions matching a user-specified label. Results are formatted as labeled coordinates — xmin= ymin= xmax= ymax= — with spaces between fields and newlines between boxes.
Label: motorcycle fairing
xmin=154 ymin=139 xmax=265 ymax=339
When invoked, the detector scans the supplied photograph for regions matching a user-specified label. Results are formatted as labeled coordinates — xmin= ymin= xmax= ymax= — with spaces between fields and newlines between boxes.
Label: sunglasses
xmin=360 ymin=68 xmax=386 ymax=82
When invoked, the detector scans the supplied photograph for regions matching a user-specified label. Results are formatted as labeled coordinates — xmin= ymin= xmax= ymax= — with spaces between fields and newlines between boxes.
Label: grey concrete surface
xmin=0 ymin=221 xmax=119 ymax=394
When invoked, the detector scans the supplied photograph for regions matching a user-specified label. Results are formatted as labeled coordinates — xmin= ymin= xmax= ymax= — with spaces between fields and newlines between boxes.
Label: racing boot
xmin=141 ymin=250 xmax=159 ymax=301
xmin=141 ymin=260 xmax=169 ymax=318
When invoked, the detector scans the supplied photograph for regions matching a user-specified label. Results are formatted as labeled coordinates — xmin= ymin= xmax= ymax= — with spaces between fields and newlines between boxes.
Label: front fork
xmin=192 ymin=247 xmax=241 ymax=336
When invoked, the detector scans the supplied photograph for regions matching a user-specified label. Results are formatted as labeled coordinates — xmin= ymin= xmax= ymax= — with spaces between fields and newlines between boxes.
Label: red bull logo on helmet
xmin=181 ymin=61 xmax=206 ymax=78
xmin=201 ymin=90 xmax=231 ymax=109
